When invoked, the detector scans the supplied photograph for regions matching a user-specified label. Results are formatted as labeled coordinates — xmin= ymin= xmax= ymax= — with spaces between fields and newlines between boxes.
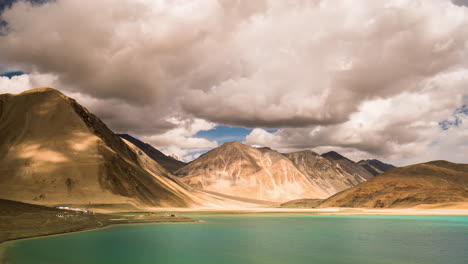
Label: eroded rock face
xmin=118 ymin=134 xmax=186 ymax=173
xmin=0 ymin=87 xmax=192 ymax=207
xmin=284 ymin=150 xmax=370 ymax=197
xmin=358 ymin=159 xmax=396 ymax=176
xmin=321 ymin=151 xmax=374 ymax=180
xmin=175 ymin=142 xmax=328 ymax=202
xmin=320 ymin=161 xmax=468 ymax=208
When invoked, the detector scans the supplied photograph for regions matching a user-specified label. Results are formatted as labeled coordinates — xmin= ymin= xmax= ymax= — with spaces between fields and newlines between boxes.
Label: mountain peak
xmin=221 ymin=141 xmax=246 ymax=147
xmin=288 ymin=150 xmax=320 ymax=156
xmin=217 ymin=141 xmax=253 ymax=151
xmin=0 ymin=87 xmax=192 ymax=207
xmin=176 ymin=140 xmax=325 ymax=202
xmin=321 ymin=151 xmax=348 ymax=161
xmin=321 ymin=151 xmax=374 ymax=180
xmin=425 ymin=160 xmax=453 ymax=166
xmin=424 ymin=160 xmax=461 ymax=170
xmin=358 ymin=159 xmax=396 ymax=175
xmin=19 ymin=87 xmax=61 ymax=95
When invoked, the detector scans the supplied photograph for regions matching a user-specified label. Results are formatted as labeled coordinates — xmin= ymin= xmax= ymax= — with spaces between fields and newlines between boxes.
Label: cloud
xmin=1 ymin=0 xmax=468 ymax=163
xmin=453 ymin=0 xmax=468 ymax=6
xmin=0 ymin=72 xmax=58 ymax=94
xmin=180 ymin=0 xmax=468 ymax=128
xmin=246 ymin=69 xmax=468 ymax=165
xmin=2 ymin=0 xmax=467 ymax=127
xmin=140 ymin=118 xmax=218 ymax=161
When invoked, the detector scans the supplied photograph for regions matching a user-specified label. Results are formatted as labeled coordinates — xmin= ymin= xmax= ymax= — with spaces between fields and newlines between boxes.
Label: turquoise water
xmin=3 ymin=214 xmax=468 ymax=264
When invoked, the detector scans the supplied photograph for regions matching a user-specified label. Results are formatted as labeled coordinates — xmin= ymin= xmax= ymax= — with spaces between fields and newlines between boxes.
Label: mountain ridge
xmin=358 ymin=159 xmax=396 ymax=176
xmin=118 ymin=134 xmax=186 ymax=173
xmin=284 ymin=150 xmax=371 ymax=196
xmin=175 ymin=141 xmax=327 ymax=202
xmin=0 ymin=87 xmax=194 ymax=208
xmin=321 ymin=151 xmax=374 ymax=180
xmin=319 ymin=160 xmax=468 ymax=208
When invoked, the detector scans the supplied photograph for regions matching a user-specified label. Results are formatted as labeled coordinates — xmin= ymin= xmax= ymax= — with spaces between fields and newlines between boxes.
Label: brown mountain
xmin=0 ymin=87 xmax=194 ymax=208
xmin=175 ymin=142 xmax=328 ymax=202
xmin=118 ymin=134 xmax=186 ymax=173
xmin=358 ymin=159 xmax=396 ymax=176
xmin=320 ymin=160 xmax=468 ymax=208
xmin=321 ymin=151 xmax=374 ymax=180
xmin=284 ymin=150 xmax=370 ymax=196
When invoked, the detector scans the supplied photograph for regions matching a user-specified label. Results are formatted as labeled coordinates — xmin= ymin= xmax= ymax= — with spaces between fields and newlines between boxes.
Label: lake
xmin=2 ymin=214 xmax=468 ymax=264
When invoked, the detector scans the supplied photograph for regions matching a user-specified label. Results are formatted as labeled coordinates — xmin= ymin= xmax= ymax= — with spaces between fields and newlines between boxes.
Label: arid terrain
xmin=319 ymin=160 xmax=468 ymax=208
xmin=0 ymin=88 xmax=195 ymax=208
xmin=118 ymin=134 xmax=186 ymax=173
xmin=1 ymin=87 xmax=467 ymax=245
xmin=175 ymin=142 xmax=328 ymax=202
xmin=0 ymin=198 xmax=195 ymax=244
xmin=284 ymin=150 xmax=373 ymax=197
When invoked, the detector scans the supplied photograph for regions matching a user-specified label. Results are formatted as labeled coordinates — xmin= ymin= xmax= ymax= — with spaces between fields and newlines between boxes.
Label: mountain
xmin=118 ymin=134 xmax=186 ymax=173
xmin=175 ymin=142 xmax=328 ymax=202
xmin=284 ymin=150 xmax=370 ymax=196
xmin=358 ymin=159 xmax=396 ymax=176
xmin=0 ymin=87 xmax=194 ymax=208
xmin=170 ymin=154 xmax=183 ymax=162
xmin=320 ymin=161 xmax=468 ymax=208
xmin=280 ymin=198 xmax=323 ymax=208
xmin=321 ymin=151 xmax=374 ymax=180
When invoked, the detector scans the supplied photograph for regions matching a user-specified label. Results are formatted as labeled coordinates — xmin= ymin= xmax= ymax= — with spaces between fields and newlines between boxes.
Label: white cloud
xmin=3 ymin=0 xmax=467 ymax=128
xmin=246 ymin=69 xmax=468 ymax=165
xmin=0 ymin=73 xmax=58 ymax=94
xmin=1 ymin=0 xmax=468 ymax=163
xmin=141 ymin=118 xmax=218 ymax=161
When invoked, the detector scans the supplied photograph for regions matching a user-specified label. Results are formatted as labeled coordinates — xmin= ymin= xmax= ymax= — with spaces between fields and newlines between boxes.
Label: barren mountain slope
xmin=358 ymin=159 xmax=396 ymax=176
xmin=0 ymin=87 xmax=193 ymax=208
xmin=118 ymin=134 xmax=186 ymax=173
xmin=175 ymin=142 xmax=327 ymax=202
xmin=320 ymin=161 xmax=468 ymax=208
xmin=284 ymin=150 xmax=370 ymax=196
xmin=321 ymin=151 xmax=374 ymax=180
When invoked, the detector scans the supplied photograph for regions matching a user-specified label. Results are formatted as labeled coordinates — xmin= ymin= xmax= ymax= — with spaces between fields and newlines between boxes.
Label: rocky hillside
xmin=320 ymin=160 xmax=468 ymax=208
xmin=358 ymin=159 xmax=396 ymax=176
xmin=175 ymin=142 xmax=328 ymax=202
xmin=284 ymin=150 xmax=370 ymax=196
xmin=118 ymin=134 xmax=186 ymax=173
xmin=0 ymin=87 xmax=194 ymax=208
xmin=321 ymin=151 xmax=374 ymax=180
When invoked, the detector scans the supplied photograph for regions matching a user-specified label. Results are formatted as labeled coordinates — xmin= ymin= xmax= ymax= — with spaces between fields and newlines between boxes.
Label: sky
xmin=0 ymin=0 xmax=467 ymax=165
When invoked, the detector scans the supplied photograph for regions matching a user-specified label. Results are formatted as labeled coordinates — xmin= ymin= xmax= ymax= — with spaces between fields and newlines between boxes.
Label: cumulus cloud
xmin=246 ymin=69 xmax=468 ymax=165
xmin=0 ymin=72 xmax=58 ymax=94
xmin=182 ymin=0 xmax=468 ymax=128
xmin=453 ymin=0 xmax=468 ymax=6
xmin=1 ymin=0 xmax=468 ymax=163
xmin=140 ymin=118 xmax=218 ymax=161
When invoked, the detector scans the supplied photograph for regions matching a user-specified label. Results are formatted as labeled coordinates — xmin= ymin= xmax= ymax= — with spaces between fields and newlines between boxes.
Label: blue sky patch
xmin=194 ymin=125 xmax=278 ymax=144
xmin=439 ymin=104 xmax=467 ymax=130
xmin=0 ymin=71 xmax=25 ymax=78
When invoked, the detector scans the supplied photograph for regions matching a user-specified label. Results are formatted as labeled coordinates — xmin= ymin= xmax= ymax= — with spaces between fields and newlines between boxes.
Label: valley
xmin=0 ymin=87 xmax=467 ymax=247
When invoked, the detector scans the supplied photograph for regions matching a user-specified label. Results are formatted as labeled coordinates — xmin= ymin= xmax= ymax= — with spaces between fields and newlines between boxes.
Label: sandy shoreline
xmin=135 ymin=206 xmax=468 ymax=216
xmin=2 ymin=207 xmax=467 ymax=264
xmin=0 ymin=207 xmax=468 ymax=256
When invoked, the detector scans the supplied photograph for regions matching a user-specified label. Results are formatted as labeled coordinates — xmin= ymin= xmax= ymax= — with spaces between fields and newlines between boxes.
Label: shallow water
xmin=4 ymin=214 xmax=468 ymax=264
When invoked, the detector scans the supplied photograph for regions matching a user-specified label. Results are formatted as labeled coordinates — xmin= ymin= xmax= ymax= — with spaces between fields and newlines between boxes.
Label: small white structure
xmin=56 ymin=206 xmax=94 ymax=214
